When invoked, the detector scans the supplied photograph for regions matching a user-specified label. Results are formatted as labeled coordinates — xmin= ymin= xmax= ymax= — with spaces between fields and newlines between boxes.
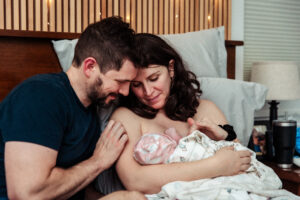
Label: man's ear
xmin=82 ymin=57 xmax=98 ymax=78
xmin=168 ymin=59 xmax=175 ymax=78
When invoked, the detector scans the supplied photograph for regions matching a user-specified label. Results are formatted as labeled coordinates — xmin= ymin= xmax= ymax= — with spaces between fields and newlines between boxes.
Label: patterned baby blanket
xmin=146 ymin=130 xmax=300 ymax=200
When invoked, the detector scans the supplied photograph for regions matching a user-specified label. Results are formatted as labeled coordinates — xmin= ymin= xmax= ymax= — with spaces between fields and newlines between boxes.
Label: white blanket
xmin=146 ymin=130 xmax=300 ymax=200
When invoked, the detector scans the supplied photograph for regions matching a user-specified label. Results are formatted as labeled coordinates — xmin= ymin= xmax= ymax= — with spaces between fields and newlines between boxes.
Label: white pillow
xmin=52 ymin=27 xmax=226 ymax=78
xmin=198 ymin=77 xmax=268 ymax=146
xmin=52 ymin=39 xmax=78 ymax=72
xmin=159 ymin=27 xmax=227 ymax=78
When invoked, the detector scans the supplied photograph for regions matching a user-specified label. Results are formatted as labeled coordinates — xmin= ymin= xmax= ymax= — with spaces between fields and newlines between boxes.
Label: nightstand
xmin=263 ymin=161 xmax=300 ymax=196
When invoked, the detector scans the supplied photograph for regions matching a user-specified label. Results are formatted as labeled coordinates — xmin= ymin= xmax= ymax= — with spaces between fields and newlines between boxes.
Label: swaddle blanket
xmin=145 ymin=130 xmax=300 ymax=200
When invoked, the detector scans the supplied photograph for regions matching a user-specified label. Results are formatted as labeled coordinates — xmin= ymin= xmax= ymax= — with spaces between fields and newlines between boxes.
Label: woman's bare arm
xmin=111 ymin=107 xmax=251 ymax=194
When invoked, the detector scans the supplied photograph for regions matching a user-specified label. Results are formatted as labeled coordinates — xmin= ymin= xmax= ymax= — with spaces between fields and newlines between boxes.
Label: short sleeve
xmin=1 ymin=82 xmax=66 ymax=150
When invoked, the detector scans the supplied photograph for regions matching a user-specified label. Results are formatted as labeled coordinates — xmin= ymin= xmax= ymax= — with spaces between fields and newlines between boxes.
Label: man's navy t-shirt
xmin=0 ymin=72 xmax=100 ymax=199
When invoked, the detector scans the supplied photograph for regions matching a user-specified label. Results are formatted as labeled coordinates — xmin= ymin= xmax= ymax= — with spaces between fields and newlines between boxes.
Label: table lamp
xmin=250 ymin=61 xmax=300 ymax=128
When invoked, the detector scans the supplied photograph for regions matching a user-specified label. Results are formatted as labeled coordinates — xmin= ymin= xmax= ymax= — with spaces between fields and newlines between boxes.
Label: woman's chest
xmin=140 ymin=117 xmax=190 ymax=137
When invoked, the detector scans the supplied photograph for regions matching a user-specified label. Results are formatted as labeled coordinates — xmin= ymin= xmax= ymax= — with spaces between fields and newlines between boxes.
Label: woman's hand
xmin=188 ymin=118 xmax=227 ymax=141
xmin=214 ymin=146 xmax=251 ymax=176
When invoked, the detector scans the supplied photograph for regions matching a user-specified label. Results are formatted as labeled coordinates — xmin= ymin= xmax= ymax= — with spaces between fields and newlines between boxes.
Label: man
xmin=0 ymin=17 xmax=145 ymax=200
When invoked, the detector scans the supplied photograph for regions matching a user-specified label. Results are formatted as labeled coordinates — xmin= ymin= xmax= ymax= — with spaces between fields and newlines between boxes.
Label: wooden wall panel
xmin=142 ymin=0 xmax=147 ymax=33
xmin=130 ymin=0 xmax=136 ymax=31
xmin=76 ymin=0 xmax=82 ymax=32
xmin=0 ymin=0 xmax=232 ymax=39
xmin=49 ymin=0 xmax=55 ymax=31
xmin=4 ymin=0 xmax=11 ymax=29
xmin=56 ymin=0 xmax=62 ymax=32
xmin=70 ymin=0 xmax=75 ymax=33
xmin=148 ymin=0 xmax=153 ymax=33
xmin=175 ymin=0 xmax=179 ymax=34
xmin=158 ymin=0 xmax=163 ymax=34
xmin=20 ymin=0 xmax=26 ymax=30
xmin=12 ymin=0 xmax=18 ymax=30
xmin=125 ymin=0 xmax=130 ymax=23
xmin=0 ymin=0 xmax=4 ymax=29
xmin=42 ymin=0 xmax=47 ymax=31
xmin=28 ymin=0 xmax=34 ymax=31
xmin=95 ymin=0 xmax=100 ymax=22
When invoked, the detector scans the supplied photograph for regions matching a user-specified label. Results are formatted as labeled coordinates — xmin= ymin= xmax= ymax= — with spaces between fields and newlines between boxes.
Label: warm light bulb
xmin=207 ymin=15 xmax=211 ymax=21
xmin=126 ymin=16 xmax=130 ymax=21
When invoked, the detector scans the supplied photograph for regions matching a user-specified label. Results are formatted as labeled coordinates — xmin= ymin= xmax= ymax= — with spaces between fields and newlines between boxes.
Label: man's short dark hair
xmin=73 ymin=16 xmax=137 ymax=73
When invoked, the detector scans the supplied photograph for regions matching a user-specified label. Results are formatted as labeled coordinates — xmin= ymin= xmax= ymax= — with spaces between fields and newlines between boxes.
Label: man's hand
xmin=100 ymin=190 xmax=147 ymax=200
xmin=92 ymin=120 xmax=128 ymax=170
xmin=188 ymin=118 xmax=227 ymax=141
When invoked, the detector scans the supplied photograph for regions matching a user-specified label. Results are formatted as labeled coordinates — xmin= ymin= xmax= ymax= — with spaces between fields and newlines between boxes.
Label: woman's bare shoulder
xmin=111 ymin=107 xmax=139 ymax=119
xmin=195 ymin=99 xmax=227 ymax=124
xmin=110 ymin=107 xmax=142 ymax=131
xmin=197 ymin=99 xmax=218 ymax=110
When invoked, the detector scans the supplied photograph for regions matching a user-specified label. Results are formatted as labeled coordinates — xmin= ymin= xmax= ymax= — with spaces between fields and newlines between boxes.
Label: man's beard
xmin=87 ymin=77 xmax=119 ymax=107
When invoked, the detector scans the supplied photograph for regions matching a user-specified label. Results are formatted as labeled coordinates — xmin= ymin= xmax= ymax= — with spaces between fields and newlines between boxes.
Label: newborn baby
xmin=133 ymin=128 xmax=181 ymax=165
xmin=134 ymin=128 xmax=299 ymax=200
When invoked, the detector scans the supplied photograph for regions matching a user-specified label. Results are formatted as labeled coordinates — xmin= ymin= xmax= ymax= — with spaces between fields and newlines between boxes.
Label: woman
xmin=111 ymin=33 xmax=251 ymax=194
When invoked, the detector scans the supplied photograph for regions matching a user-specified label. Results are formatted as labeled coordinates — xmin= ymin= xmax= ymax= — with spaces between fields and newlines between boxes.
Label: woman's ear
xmin=168 ymin=59 xmax=175 ymax=78
xmin=83 ymin=57 xmax=98 ymax=78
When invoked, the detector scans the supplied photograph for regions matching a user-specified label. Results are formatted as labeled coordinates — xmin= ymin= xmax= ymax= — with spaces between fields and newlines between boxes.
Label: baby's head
xmin=134 ymin=133 xmax=178 ymax=165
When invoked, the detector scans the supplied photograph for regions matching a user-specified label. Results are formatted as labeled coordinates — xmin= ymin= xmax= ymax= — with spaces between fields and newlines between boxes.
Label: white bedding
xmin=146 ymin=131 xmax=299 ymax=200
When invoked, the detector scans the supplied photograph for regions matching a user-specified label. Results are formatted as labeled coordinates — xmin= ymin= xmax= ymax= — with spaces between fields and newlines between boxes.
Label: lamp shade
xmin=250 ymin=61 xmax=300 ymax=101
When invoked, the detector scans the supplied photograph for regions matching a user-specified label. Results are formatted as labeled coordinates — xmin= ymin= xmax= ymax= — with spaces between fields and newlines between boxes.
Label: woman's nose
xmin=143 ymin=84 xmax=153 ymax=96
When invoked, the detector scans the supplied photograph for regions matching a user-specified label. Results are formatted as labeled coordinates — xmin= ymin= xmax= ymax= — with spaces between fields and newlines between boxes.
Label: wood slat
xmin=142 ymin=0 xmax=147 ymax=33
xmin=164 ymin=0 xmax=169 ymax=34
xmin=159 ymin=0 xmax=163 ymax=34
xmin=49 ymin=0 xmax=55 ymax=31
xmin=1 ymin=0 xmax=232 ymax=39
xmin=200 ymin=0 xmax=204 ymax=30
xmin=114 ymin=0 xmax=119 ymax=16
xmin=169 ymin=0 xmax=174 ymax=34
xmin=137 ymin=0 xmax=142 ymax=32
xmin=148 ymin=0 xmax=153 ymax=33
xmin=5 ymin=0 xmax=11 ymax=29
xmin=76 ymin=0 xmax=81 ymax=32
xmin=130 ymin=0 xmax=136 ymax=31
xmin=69 ymin=0 xmax=75 ymax=32
xmin=56 ymin=0 xmax=61 ymax=32
xmin=175 ymin=0 xmax=179 ymax=34
xmin=107 ymin=0 xmax=112 ymax=17
xmin=190 ymin=0 xmax=194 ymax=31
xmin=95 ymin=0 xmax=100 ymax=22
xmin=0 ymin=0 xmax=4 ymax=29
xmin=125 ymin=0 xmax=130 ymax=23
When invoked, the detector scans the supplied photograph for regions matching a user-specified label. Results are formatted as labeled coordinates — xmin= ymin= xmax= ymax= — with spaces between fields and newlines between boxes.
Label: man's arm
xmin=5 ymin=120 xmax=127 ymax=200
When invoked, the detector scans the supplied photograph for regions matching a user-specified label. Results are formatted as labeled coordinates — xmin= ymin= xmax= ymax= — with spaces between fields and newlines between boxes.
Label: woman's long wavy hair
xmin=120 ymin=33 xmax=202 ymax=122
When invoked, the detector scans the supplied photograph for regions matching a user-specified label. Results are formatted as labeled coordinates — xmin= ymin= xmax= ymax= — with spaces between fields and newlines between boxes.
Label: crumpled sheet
xmin=146 ymin=130 xmax=300 ymax=200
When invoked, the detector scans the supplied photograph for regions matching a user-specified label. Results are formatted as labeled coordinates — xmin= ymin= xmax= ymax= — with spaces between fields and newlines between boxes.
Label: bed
xmin=2 ymin=27 xmax=289 ymax=199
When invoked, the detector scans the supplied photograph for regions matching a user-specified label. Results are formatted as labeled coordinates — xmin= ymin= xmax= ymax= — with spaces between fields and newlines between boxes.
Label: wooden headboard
xmin=0 ymin=30 xmax=243 ymax=101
